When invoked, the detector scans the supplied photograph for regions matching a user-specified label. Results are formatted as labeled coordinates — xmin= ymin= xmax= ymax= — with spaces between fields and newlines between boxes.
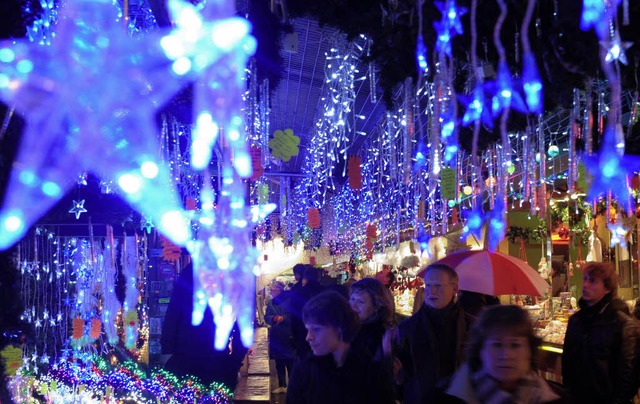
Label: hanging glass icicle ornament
xmin=366 ymin=38 xmax=377 ymax=103
xmin=568 ymin=88 xmax=580 ymax=193
xmin=537 ymin=116 xmax=547 ymax=218
xmin=387 ymin=112 xmax=397 ymax=180
xmin=584 ymin=80 xmax=593 ymax=154
xmin=247 ymin=60 xmax=259 ymax=146
xmin=260 ymin=78 xmax=271 ymax=169
xmin=522 ymin=128 xmax=531 ymax=202
xmin=487 ymin=148 xmax=495 ymax=209
xmin=496 ymin=145 xmax=508 ymax=209
xmin=521 ymin=0 xmax=543 ymax=115
xmin=430 ymin=85 xmax=442 ymax=177
xmin=403 ymin=77 xmax=414 ymax=184
xmin=627 ymin=90 xmax=639 ymax=138
xmin=415 ymin=0 xmax=429 ymax=73
xmin=597 ymin=90 xmax=606 ymax=143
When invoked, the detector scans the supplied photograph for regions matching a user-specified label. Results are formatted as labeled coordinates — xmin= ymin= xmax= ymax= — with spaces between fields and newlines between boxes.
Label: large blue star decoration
xmin=0 ymin=0 xmax=200 ymax=250
xmin=583 ymin=124 xmax=640 ymax=206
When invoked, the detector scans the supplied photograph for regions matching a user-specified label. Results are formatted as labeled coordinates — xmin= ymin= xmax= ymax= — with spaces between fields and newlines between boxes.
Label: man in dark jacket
xmin=265 ymin=280 xmax=296 ymax=394
xmin=290 ymin=265 xmax=325 ymax=360
xmin=393 ymin=263 xmax=473 ymax=403
xmin=562 ymin=262 xmax=640 ymax=404
xmin=161 ymin=262 xmax=248 ymax=391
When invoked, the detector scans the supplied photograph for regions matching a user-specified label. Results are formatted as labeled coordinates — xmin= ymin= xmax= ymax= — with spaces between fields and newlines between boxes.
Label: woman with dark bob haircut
xmin=349 ymin=277 xmax=396 ymax=358
xmin=444 ymin=305 xmax=569 ymax=403
xmin=286 ymin=291 xmax=394 ymax=404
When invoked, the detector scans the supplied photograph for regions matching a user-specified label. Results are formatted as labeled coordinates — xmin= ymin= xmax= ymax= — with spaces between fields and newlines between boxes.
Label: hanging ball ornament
xmin=547 ymin=145 xmax=560 ymax=157
xmin=507 ymin=162 xmax=516 ymax=175
xmin=535 ymin=152 xmax=541 ymax=163
xmin=462 ymin=185 xmax=473 ymax=196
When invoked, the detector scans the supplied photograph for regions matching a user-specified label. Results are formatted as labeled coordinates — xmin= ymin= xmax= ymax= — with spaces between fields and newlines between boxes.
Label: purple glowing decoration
xmin=434 ymin=0 xmax=467 ymax=57
xmin=487 ymin=199 xmax=506 ymax=251
xmin=522 ymin=51 xmax=543 ymax=115
xmin=460 ymin=84 xmax=493 ymax=129
xmin=416 ymin=33 xmax=428 ymax=72
xmin=461 ymin=205 xmax=484 ymax=242
xmin=416 ymin=222 xmax=431 ymax=253
xmin=487 ymin=61 xmax=527 ymax=117
xmin=607 ymin=215 xmax=630 ymax=249
xmin=581 ymin=0 xmax=620 ymax=39
xmin=583 ymin=124 xmax=640 ymax=205
xmin=0 ymin=0 xmax=193 ymax=250
xmin=413 ymin=142 xmax=429 ymax=171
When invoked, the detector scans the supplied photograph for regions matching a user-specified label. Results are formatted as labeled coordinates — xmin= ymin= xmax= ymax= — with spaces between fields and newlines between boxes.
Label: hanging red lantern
xmin=90 ymin=318 xmax=102 ymax=340
xmin=185 ymin=197 xmax=197 ymax=211
xmin=366 ymin=223 xmax=377 ymax=241
xmin=307 ymin=208 xmax=321 ymax=228
xmin=72 ymin=317 xmax=84 ymax=340
xmin=348 ymin=156 xmax=362 ymax=190
xmin=250 ymin=146 xmax=264 ymax=181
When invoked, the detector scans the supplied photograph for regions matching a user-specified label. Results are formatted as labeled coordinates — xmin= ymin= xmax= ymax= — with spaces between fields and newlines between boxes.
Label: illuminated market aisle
xmin=234 ymin=327 xmax=271 ymax=403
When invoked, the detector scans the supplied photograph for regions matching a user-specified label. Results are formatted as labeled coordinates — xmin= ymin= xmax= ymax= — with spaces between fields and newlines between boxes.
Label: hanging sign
xmin=0 ymin=345 xmax=23 ymax=376
xmin=269 ymin=128 xmax=300 ymax=162
xmin=440 ymin=167 xmax=456 ymax=200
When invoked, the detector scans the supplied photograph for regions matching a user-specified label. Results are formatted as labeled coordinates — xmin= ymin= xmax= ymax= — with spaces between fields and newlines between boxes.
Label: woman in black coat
xmin=287 ymin=291 xmax=395 ymax=404
xmin=562 ymin=262 xmax=639 ymax=404
xmin=265 ymin=281 xmax=296 ymax=394
xmin=348 ymin=277 xmax=395 ymax=358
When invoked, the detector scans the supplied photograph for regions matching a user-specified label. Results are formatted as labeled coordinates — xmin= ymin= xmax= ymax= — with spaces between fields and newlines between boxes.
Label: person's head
xmin=349 ymin=278 xmax=395 ymax=325
xmin=303 ymin=266 xmax=321 ymax=286
xmin=293 ymin=263 xmax=306 ymax=282
xmin=551 ymin=261 xmax=563 ymax=276
xmin=467 ymin=305 xmax=540 ymax=390
xmin=303 ymin=291 xmax=360 ymax=356
xmin=582 ymin=262 xmax=617 ymax=306
xmin=269 ymin=281 xmax=285 ymax=298
xmin=422 ymin=263 xmax=459 ymax=309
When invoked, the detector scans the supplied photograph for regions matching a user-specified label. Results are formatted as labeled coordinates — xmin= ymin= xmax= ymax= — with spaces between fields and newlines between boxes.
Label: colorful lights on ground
xmin=9 ymin=355 xmax=232 ymax=403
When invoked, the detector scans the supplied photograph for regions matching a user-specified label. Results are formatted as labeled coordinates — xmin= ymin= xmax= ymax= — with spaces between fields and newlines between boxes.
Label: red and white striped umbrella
xmin=419 ymin=250 xmax=550 ymax=296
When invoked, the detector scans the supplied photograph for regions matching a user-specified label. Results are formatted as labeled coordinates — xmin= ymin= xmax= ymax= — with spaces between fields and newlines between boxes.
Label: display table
xmin=538 ymin=342 xmax=563 ymax=384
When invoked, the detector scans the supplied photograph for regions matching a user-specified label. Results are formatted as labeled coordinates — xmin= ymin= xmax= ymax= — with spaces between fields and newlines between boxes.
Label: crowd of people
xmin=161 ymin=260 xmax=640 ymax=403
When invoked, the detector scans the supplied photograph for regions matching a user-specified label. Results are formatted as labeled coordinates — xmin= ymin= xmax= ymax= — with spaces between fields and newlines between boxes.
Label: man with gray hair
xmin=391 ymin=263 xmax=473 ymax=403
